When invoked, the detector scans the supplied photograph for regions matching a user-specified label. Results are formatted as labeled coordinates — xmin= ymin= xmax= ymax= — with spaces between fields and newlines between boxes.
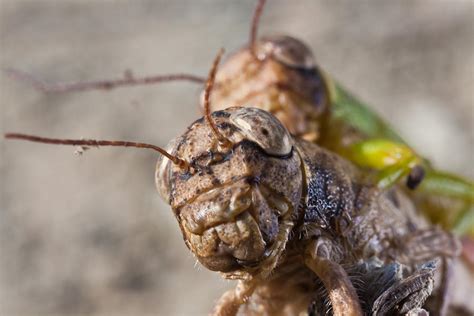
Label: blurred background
xmin=1 ymin=1 xmax=473 ymax=315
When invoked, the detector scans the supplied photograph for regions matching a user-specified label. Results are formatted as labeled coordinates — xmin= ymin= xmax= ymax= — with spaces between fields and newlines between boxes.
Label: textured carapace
xmin=206 ymin=35 xmax=330 ymax=143
xmin=156 ymin=107 xmax=461 ymax=315
xmin=156 ymin=107 xmax=302 ymax=275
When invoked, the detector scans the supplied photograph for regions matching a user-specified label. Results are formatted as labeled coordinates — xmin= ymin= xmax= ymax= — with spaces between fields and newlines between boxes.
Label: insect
xmin=205 ymin=0 xmax=474 ymax=248
xmin=3 ymin=0 xmax=474 ymax=316
xmin=4 ymin=53 xmax=463 ymax=315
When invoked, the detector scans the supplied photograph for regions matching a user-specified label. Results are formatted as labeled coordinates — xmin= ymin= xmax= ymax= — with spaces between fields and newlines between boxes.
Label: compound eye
xmin=256 ymin=35 xmax=315 ymax=69
xmin=230 ymin=108 xmax=292 ymax=156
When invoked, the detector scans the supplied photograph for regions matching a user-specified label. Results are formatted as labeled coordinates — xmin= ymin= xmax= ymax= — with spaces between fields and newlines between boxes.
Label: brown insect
xmin=4 ymin=50 xmax=462 ymax=316
xmin=157 ymin=51 xmax=463 ymax=315
xmin=1 ymin=0 xmax=472 ymax=316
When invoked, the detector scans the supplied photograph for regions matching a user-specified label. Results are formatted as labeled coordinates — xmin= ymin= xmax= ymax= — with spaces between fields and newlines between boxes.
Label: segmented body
xmin=208 ymin=35 xmax=474 ymax=244
xmin=158 ymin=107 xmax=459 ymax=315
xmin=4 ymin=3 xmax=471 ymax=314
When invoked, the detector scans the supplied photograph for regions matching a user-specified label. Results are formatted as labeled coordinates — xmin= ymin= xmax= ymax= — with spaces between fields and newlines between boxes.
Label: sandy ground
xmin=1 ymin=1 xmax=473 ymax=315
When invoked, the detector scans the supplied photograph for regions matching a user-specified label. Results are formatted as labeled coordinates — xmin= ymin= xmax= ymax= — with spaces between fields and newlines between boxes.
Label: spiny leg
xmin=305 ymin=239 xmax=363 ymax=316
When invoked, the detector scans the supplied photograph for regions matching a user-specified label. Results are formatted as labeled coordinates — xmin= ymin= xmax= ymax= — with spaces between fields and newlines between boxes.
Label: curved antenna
xmin=4 ymin=68 xmax=206 ymax=94
xmin=203 ymin=49 xmax=231 ymax=146
xmin=249 ymin=0 xmax=267 ymax=58
xmin=5 ymin=133 xmax=189 ymax=169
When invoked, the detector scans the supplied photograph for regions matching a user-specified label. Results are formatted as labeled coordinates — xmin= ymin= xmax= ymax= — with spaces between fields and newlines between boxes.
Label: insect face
xmin=207 ymin=35 xmax=330 ymax=142
xmin=156 ymin=107 xmax=302 ymax=274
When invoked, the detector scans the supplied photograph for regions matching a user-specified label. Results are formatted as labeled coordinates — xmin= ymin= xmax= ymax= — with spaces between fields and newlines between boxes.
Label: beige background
xmin=1 ymin=1 xmax=473 ymax=315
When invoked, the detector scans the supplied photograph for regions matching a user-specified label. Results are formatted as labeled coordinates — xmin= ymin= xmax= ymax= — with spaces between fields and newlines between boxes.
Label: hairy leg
xmin=372 ymin=261 xmax=437 ymax=315
xmin=305 ymin=239 xmax=363 ymax=316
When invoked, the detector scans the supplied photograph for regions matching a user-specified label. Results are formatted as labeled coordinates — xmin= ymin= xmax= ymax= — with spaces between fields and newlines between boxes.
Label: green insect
xmin=326 ymin=78 xmax=473 ymax=238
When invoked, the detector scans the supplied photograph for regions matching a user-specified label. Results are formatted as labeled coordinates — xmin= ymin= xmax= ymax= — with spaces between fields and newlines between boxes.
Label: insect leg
xmin=372 ymin=261 xmax=437 ymax=315
xmin=393 ymin=228 xmax=461 ymax=315
xmin=434 ymin=258 xmax=454 ymax=316
xmin=418 ymin=170 xmax=474 ymax=222
xmin=398 ymin=227 xmax=461 ymax=263
xmin=450 ymin=203 xmax=474 ymax=269
xmin=348 ymin=138 xmax=424 ymax=190
xmin=210 ymin=280 xmax=257 ymax=316
xmin=410 ymin=175 xmax=474 ymax=268
xmin=304 ymin=239 xmax=363 ymax=316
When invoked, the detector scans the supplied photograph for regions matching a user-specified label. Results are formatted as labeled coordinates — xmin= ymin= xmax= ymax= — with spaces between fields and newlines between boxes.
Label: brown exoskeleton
xmin=4 ymin=2 xmax=471 ymax=315
xmin=6 ymin=51 xmax=461 ymax=315
xmin=155 ymin=53 xmax=461 ymax=316
xmin=8 ymin=0 xmax=469 ymax=241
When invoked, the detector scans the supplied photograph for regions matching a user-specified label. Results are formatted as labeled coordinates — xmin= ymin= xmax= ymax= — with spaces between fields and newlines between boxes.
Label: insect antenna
xmin=3 ymin=68 xmax=206 ymax=94
xmin=4 ymin=133 xmax=189 ymax=169
xmin=203 ymin=49 xmax=231 ymax=147
xmin=249 ymin=0 xmax=267 ymax=58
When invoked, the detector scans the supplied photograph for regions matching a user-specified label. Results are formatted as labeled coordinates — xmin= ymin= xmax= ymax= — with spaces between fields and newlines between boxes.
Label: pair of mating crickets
xmin=6 ymin=1 xmax=473 ymax=315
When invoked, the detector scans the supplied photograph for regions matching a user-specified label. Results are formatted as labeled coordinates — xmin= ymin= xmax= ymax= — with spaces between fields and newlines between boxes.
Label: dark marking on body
xmin=212 ymin=111 xmax=231 ymax=118
xmin=305 ymin=167 xmax=340 ymax=227
xmin=406 ymin=165 xmax=425 ymax=190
